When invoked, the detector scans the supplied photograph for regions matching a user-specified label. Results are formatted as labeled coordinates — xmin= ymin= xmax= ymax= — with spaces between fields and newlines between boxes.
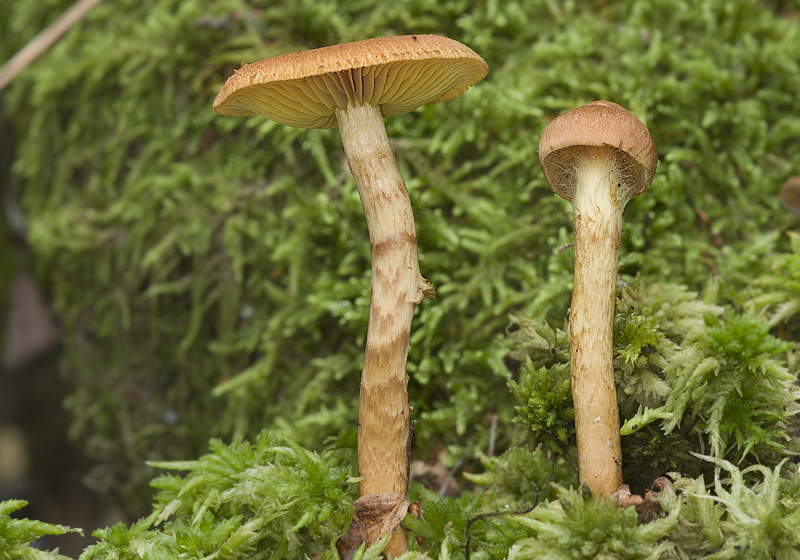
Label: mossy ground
xmin=1 ymin=0 xmax=799 ymax=558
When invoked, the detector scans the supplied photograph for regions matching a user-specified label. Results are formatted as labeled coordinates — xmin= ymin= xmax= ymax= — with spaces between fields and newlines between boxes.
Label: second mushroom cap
xmin=538 ymin=101 xmax=658 ymax=204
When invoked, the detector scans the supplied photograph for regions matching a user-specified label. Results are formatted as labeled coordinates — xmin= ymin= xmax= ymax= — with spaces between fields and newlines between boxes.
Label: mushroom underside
xmin=216 ymin=59 xmax=481 ymax=128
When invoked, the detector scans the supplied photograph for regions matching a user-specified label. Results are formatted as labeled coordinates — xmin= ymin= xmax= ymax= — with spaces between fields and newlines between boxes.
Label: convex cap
xmin=780 ymin=176 xmax=800 ymax=218
xmin=213 ymin=35 xmax=488 ymax=129
xmin=538 ymin=101 xmax=657 ymax=204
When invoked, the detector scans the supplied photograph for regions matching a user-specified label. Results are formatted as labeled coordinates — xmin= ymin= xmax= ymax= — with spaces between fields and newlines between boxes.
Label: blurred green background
xmin=1 ymin=0 xmax=798 ymax=553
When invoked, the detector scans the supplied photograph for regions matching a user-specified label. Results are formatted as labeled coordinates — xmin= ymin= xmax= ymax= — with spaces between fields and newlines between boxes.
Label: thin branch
xmin=487 ymin=412 xmax=498 ymax=457
xmin=465 ymin=484 xmax=539 ymax=560
xmin=438 ymin=456 xmax=465 ymax=497
xmin=0 ymin=0 xmax=104 ymax=91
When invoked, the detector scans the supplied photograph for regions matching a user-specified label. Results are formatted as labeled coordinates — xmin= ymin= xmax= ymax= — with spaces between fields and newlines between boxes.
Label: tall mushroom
xmin=213 ymin=35 xmax=487 ymax=553
xmin=538 ymin=101 xmax=657 ymax=497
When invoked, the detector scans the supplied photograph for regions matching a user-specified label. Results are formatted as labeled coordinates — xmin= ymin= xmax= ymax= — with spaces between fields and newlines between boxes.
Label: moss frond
xmin=79 ymin=432 xmax=356 ymax=560
xmin=666 ymin=456 xmax=800 ymax=558
xmin=0 ymin=501 xmax=81 ymax=560
xmin=508 ymin=485 xmax=677 ymax=560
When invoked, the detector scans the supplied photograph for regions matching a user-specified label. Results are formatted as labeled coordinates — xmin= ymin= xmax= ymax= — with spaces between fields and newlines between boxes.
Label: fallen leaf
xmin=336 ymin=492 xmax=408 ymax=560
xmin=612 ymin=484 xmax=644 ymax=507
xmin=612 ymin=478 xmax=671 ymax=524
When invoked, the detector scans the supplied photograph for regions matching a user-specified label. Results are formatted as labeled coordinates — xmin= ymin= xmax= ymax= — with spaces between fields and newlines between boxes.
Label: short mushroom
xmin=214 ymin=35 xmax=487 ymax=554
xmin=538 ymin=101 xmax=657 ymax=497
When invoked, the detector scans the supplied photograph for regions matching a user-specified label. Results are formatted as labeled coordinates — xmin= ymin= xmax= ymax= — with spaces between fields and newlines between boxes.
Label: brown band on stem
xmin=372 ymin=232 xmax=418 ymax=255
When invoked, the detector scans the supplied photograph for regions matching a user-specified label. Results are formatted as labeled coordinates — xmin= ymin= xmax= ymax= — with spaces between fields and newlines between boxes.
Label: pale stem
xmin=570 ymin=151 xmax=625 ymax=497
xmin=336 ymin=102 xmax=429 ymax=554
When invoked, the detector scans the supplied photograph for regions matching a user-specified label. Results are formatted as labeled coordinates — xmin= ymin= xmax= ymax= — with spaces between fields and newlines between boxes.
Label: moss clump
xmin=622 ymin=310 xmax=798 ymax=462
xmin=0 ymin=500 xmax=81 ymax=560
xmin=664 ymin=457 xmax=800 ymax=559
xmin=508 ymin=361 xmax=574 ymax=459
xmin=750 ymin=231 xmax=800 ymax=327
xmin=2 ymin=0 xmax=800 ymax=557
xmin=79 ymin=432 xmax=356 ymax=560
xmin=507 ymin=277 xmax=799 ymax=490
xmin=507 ymin=485 xmax=677 ymax=560
xmin=465 ymin=446 xmax=577 ymax=510
xmin=3 ymin=0 xmax=800 ymax=506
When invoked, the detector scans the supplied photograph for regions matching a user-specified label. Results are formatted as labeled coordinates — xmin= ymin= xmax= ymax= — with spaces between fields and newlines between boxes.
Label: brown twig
xmin=0 ymin=0 xmax=104 ymax=91
xmin=405 ymin=419 xmax=417 ymax=494
xmin=555 ymin=242 xmax=574 ymax=255
xmin=438 ymin=456 xmax=465 ymax=497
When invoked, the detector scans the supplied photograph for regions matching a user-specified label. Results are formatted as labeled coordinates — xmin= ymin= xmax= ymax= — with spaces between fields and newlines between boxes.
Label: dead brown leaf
xmin=336 ymin=492 xmax=409 ymax=560
xmin=612 ymin=477 xmax=671 ymax=524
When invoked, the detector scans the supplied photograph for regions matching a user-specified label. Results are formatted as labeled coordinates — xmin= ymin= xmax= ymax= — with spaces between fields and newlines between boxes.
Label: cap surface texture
xmin=538 ymin=101 xmax=657 ymax=203
xmin=213 ymin=35 xmax=488 ymax=129
xmin=780 ymin=177 xmax=800 ymax=213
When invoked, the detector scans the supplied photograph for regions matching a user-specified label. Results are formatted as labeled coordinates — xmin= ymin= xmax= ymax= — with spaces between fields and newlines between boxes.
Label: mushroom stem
xmin=569 ymin=147 xmax=625 ymax=496
xmin=336 ymin=102 xmax=429 ymax=553
xmin=539 ymin=101 xmax=656 ymax=498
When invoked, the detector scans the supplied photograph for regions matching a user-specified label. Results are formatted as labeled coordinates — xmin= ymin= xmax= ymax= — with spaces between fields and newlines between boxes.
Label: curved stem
xmin=336 ymin=102 xmax=430 ymax=554
xmin=570 ymin=150 xmax=624 ymax=497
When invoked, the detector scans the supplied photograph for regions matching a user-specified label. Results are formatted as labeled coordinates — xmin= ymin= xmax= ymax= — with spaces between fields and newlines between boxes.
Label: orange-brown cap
xmin=780 ymin=176 xmax=800 ymax=218
xmin=538 ymin=101 xmax=657 ymax=203
xmin=213 ymin=35 xmax=488 ymax=129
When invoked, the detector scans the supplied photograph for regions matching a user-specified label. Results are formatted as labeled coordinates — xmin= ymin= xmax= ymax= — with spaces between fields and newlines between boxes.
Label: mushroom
xmin=780 ymin=176 xmax=800 ymax=220
xmin=214 ymin=35 xmax=487 ymax=553
xmin=538 ymin=101 xmax=657 ymax=497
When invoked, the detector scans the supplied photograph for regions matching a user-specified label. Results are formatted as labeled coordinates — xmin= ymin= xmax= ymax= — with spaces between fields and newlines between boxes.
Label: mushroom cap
xmin=780 ymin=176 xmax=800 ymax=216
xmin=213 ymin=35 xmax=488 ymax=129
xmin=538 ymin=101 xmax=657 ymax=203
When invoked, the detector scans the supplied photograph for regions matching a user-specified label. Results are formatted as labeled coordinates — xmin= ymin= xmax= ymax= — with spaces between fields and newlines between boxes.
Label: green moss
xmin=2 ymin=0 xmax=798 ymax=501
xmin=508 ymin=277 xmax=798 ymax=484
xmin=79 ymin=432 xmax=356 ymax=560
xmin=665 ymin=457 xmax=800 ymax=559
xmin=465 ymin=446 xmax=577 ymax=509
xmin=620 ymin=426 xmax=701 ymax=493
xmin=622 ymin=310 xmax=798 ymax=461
xmin=2 ymin=0 xmax=800 ymax=556
xmin=750 ymin=231 xmax=800 ymax=327
xmin=403 ymin=487 xmax=489 ymax=559
xmin=0 ymin=500 xmax=81 ymax=560
xmin=508 ymin=485 xmax=676 ymax=560
xmin=508 ymin=361 xmax=575 ymax=459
